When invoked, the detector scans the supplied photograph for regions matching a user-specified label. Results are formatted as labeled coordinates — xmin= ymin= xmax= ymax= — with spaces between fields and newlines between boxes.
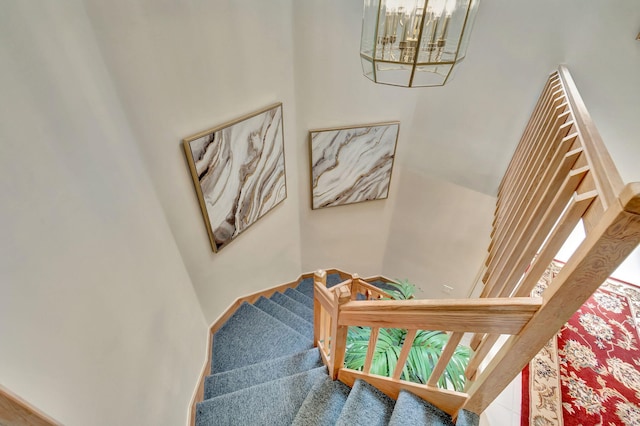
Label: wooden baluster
xmin=316 ymin=308 xmax=330 ymax=367
xmin=329 ymin=285 xmax=351 ymax=379
xmin=464 ymin=183 xmax=640 ymax=414
xmin=465 ymin=334 xmax=500 ymax=382
xmin=469 ymin=333 xmax=484 ymax=351
xmin=392 ymin=329 xmax=418 ymax=380
xmin=313 ymin=269 xmax=327 ymax=347
xmin=363 ymin=327 xmax=380 ymax=374
xmin=323 ymin=308 xmax=331 ymax=354
xmin=427 ymin=332 xmax=464 ymax=388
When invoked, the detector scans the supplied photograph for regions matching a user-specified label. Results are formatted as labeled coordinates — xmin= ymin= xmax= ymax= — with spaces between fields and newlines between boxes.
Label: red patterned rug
xmin=522 ymin=261 xmax=640 ymax=426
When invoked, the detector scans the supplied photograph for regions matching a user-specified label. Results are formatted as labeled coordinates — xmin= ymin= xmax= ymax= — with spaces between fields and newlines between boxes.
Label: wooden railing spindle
xmin=427 ymin=332 xmax=464 ymax=388
xmin=364 ymin=327 xmax=380 ymax=374
xmin=392 ymin=329 xmax=418 ymax=380
xmin=313 ymin=269 xmax=326 ymax=347
xmin=329 ymin=285 xmax=351 ymax=379
xmin=464 ymin=334 xmax=500 ymax=381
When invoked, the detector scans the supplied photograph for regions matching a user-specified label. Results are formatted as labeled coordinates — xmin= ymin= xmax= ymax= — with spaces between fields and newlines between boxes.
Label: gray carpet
xmin=284 ymin=287 xmax=314 ymax=308
xmin=270 ymin=292 xmax=314 ymax=323
xmin=291 ymin=376 xmax=351 ymax=425
xmin=296 ymin=273 xmax=344 ymax=298
xmin=204 ymin=348 xmax=322 ymax=399
xmin=335 ymin=379 xmax=395 ymax=426
xmin=196 ymin=276 xmax=480 ymax=426
xmin=389 ymin=390 xmax=454 ymax=426
xmin=211 ymin=302 xmax=312 ymax=374
xmin=254 ymin=296 xmax=313 ymax=338
xmin=196 ymin=366 xmax=327 ymax=426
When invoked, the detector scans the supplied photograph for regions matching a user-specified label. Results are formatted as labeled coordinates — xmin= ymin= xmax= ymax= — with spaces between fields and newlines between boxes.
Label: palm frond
xmin=344 ymin=281 xmax=474 ymax=392
xmin=384 ymin=278 xmax=416 ymax=300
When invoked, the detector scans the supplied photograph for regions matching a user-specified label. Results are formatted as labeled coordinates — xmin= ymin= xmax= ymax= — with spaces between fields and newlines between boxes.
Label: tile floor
xmin=479 ymin=373 xmax=522 ymax=426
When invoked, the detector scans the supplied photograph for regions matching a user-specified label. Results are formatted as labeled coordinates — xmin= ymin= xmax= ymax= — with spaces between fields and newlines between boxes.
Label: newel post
xmin=350 ymin=273 xmax=360 ymax=300
xmin=329 ymin=285 xmax=351 ymax=380
xmin=313 ymin=270 xmax=327 ymax=347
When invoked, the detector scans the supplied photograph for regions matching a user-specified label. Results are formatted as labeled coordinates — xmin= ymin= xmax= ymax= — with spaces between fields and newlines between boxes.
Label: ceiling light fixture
xmin=360 ymin=0 xmax=480 ymax=87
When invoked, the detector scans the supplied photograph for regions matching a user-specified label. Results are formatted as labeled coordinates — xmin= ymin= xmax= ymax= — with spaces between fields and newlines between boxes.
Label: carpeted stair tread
xmin=296 ymin=277 xmax=314 ymax=298
xmin=335 ymin=379 xmax=395 ymax=426
xmin=455 ymin=409 xmax=480 ymax=426
xmin=254 ymin=296 xmax=313 ymax=338
xmin=211 ymin=302 xmax=312 ymax=374
xmin=389 ymin=390 xmax=454 ymax=426
xmin=196 ymin=366 xmax=327 ymax=426
xmin=292 ymin=376 xmax=351 ymax=426
xmin=270 ymin=292 xmax=314 ymax=323
xmin=204 ymin=348 xmax=322 ymax=399
xmin=284 ymin=287 xmax=314 ymax=309
xmin=368 ymin=279 xmax=399 ymax=294
xmin=327 ymin=273 xmax=344 ymax=288
xmin=295 ymin=273 xmax=354 ymax=298
xmin=198 ymin=274 xmax=478 ymax=426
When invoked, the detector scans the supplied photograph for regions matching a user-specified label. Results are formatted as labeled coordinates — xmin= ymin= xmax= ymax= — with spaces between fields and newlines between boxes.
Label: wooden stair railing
xmin=312 ymin=66 xmax=640 ymax=419
xmin=313 ymin=270 xmax=543 ymax=416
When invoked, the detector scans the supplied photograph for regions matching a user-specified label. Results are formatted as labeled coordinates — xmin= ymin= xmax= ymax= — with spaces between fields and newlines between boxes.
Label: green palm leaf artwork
xmin=344 ymin=279 xmax=473 ymax=392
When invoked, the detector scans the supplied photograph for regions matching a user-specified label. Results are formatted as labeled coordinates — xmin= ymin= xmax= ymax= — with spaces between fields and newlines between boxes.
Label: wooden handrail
xmin=464 ymin=67 xmax=638 ymax=415
xmin=309 ymin=67 xmax=639 ymax=422
xmin=337 ymin=297 xmax=542 ymax=334
xmin=312 ymin=271 xmax=543 ymax=417
xmin=463 ymin=183 xmax=640 ymax=414
xmin=557 ymin=65 xmax=624 ymax=209
xmin=351 ymin=277 xmax=392 ymax=300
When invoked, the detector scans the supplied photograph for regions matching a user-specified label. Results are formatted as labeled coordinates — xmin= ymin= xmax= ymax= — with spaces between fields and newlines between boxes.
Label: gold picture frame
xmin=183 ymin=103 xmax=287 ymax=252
xmin=309 ymin=121 xmax=400 ymax=210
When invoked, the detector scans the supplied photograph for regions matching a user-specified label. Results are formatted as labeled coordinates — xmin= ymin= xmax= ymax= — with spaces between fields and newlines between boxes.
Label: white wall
xmin=559 ymin=1 xmax=640 ymax=185
xmin=292 ymin=0 xmax=421 ymax=276
xmin=382 ymin=170 xmax=495 ymax=299
xmin=80 ymin=0 xmax=640 ymax=309
xmin=0 ymin=2 xmax=206 ymax=425
xmin=291 ymin=0 xmax=495 ymax=287
xmin=403 ymin=0 xmax=640 ymax=194
xmin=83 ymin=0 xmax=303 ymax=322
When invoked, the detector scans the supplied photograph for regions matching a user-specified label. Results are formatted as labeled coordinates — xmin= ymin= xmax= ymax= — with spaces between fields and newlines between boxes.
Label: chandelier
xmin=360 ymin=0 xmax=479 ymax=87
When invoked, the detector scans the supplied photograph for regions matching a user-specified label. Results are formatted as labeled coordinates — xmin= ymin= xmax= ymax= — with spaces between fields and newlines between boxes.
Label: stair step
xmin=284 ymin=287 xmax=314 ymax=309
xmin=389 ymin=390 xmax=454 ymax=426
xmin=254 ymin=296 xmax=313 ymax=338
xmin=197 ymin=273 xmax=478 ymax=426
xmin=211 ymin=302 xmax=312 ymax=374
xmin=292 ymin=376 xmax=351 ymax=426
xmin=270 ymin=292 xmax=313 ymax=323
xmin=295 ymin=273 xmax=347 ymax=298
xmin=335 ymin=379 xmax=395 ymax=426
xmin=204 ymin=348 xmax=322 ymax=399
xmin=327 ymin=273 xmax=344 ymax=288
xmin=196 ymin=366 xmax=327 ymax=426
xmin=368 ymin=279 xmax=399 ymax=295
xmin=455 ymin=409 xmax=480 ymax=426
xmin=296 ymin=277 xmax=314 ymax=298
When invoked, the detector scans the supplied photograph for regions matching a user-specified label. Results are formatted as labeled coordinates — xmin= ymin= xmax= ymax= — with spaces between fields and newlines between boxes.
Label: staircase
xmin=195 ymin=274 xmax=479 ymax=426
xmin=190 ymin=67 xmax=640 ymax=426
